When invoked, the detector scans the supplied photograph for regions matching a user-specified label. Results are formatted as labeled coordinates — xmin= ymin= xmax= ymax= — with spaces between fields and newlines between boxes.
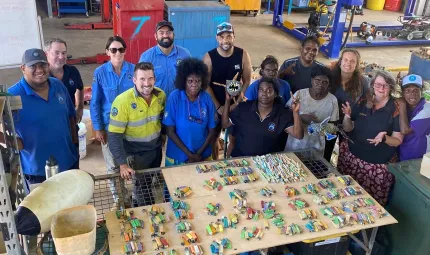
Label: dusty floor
xmin=0 ymin=8 xmax=420 ymax=176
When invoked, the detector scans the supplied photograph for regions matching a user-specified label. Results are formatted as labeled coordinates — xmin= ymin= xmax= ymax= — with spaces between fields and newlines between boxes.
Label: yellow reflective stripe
xmin=125 ymin=132 xmax=160 ymax=142
xmin=109 ymin=119 xmax=127 ymax=128
xmin=128 ymin=115 xmax=160 ymax=127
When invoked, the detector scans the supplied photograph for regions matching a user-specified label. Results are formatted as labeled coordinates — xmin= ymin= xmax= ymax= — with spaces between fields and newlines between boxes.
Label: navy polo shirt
xmin=245 ymin=78 xmax=291 ymax=105
xmin=230 ymin=101 xmax=294 ymax=157
xmin=163 ymin=90 xmax=217 ymax=163
xmin=349 ymin=97 xmax=400 ymax=164
xmin=50 ymin=64 xmax=83 ymax=106
xmin=279 ymin=57 xmax=325 ymax=93
xmin=8 ymin=77 xmax=78 ymax=176
xmin=139 ymin=45 xmax=191 ymax=99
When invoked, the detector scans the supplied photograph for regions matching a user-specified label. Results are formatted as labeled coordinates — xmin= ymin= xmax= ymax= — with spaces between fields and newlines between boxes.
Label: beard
xmin=157 ymin=37 xmax=174 ymax=48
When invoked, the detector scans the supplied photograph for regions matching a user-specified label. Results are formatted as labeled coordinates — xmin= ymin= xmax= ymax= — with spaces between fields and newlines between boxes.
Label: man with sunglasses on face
xmin=4 ymin=49 xmax=78 ymax=194
xmin=203 ymin=22 xmax=252 ymax=159
xmin=139 ymin=20 xmax=191 ymax=100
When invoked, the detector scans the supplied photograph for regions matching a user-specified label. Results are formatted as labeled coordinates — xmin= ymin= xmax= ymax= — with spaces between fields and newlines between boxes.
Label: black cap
xmin=156 ymin=20 xmax=174 ymax=32
xmin=22 ymin=48 xmax=48 ymax=66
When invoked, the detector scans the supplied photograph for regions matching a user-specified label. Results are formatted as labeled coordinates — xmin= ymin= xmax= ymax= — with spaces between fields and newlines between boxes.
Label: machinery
xmin=357 ymin=22 xmax=378 ymax=43
xmin=379 ymin=16 xmax=430 ymax=41
xmin=273 ymin=0 xmax=430 ymax=58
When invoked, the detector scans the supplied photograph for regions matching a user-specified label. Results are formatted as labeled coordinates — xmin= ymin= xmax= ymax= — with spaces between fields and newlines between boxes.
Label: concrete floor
xmin=0 ymin=8 xmax=419 ymax=176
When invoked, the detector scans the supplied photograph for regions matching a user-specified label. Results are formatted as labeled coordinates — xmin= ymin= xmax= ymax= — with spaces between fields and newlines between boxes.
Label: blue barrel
xmin=409 ymin=53 xmax=430 ymax=80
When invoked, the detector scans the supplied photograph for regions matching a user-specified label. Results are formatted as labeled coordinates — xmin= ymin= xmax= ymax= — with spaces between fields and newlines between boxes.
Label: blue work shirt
xmin=8 ymin=77 xmax=78 ymax=176
xmin=50 ymin=64 xmax=83 ymax=106
xmin=163 ymin=90 xmax=217 ymax=163
xmin=90 ymin=61 xmax=135 ymax=131
xmin=245 ymin=78 xmax=291 ymax=105
xmin=139 ymin=45 xmax=191 ymax=99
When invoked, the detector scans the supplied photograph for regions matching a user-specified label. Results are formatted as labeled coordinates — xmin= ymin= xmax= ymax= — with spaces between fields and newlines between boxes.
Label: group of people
xmin=5 ymin=20 xmax=430 ymax=207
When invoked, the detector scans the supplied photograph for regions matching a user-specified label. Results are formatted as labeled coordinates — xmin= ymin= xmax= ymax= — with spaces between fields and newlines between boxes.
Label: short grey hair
xmin=44 ymin=38 xmax=67 ymax=51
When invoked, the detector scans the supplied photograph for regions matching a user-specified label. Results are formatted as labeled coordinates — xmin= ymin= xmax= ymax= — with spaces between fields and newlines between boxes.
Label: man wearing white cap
xmin=398 ymin=74 xmax=430 ymax=161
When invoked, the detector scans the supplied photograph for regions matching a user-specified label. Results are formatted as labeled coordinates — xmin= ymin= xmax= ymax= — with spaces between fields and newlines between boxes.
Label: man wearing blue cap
xmin=139 ymin=20 xmax=191 ymax=99
xmin=203 ymin=22 xmax=252 ymax=159
xmin=6 ymin=49 xmax=78 ymax=193
xmin=398 ymin=74 xmax=430 ymax=161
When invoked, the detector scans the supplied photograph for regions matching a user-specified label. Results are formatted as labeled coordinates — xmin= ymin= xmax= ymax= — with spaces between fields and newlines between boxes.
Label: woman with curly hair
xmin=338 ymin=70 xmax=403 ymax=206
xmin=324 ymin=49 xmax=369 ymax=161
xmin=163 ymin=58 xmax=217 ymax=166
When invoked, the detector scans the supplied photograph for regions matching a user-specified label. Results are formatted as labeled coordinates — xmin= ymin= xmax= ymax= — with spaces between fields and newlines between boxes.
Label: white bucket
xmin=78 ymin=122 xmax=87 ymax=159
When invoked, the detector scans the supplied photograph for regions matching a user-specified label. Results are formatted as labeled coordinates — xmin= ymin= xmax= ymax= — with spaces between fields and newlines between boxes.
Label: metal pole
xmin=47 ymin=0 xmax=53 ymax=18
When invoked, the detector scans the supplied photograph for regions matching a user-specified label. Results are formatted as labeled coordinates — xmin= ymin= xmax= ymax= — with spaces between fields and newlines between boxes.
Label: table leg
xmin=361 ymin=229 xmax=369 ymax=247
xmin=366 ymin=227 xmax=379 ymax=255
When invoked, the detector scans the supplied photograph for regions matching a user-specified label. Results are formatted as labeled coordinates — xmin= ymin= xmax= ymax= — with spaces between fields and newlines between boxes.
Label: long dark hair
xmin=331 ymin=49 xmax=364 ymax=101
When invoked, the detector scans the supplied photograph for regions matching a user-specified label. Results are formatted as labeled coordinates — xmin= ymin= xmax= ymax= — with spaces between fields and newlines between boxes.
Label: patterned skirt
xmin=337 ymin=141 xmax=397 ymax=206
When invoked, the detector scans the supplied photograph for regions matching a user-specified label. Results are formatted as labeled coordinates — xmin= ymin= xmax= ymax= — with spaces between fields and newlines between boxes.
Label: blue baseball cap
xmin=402 ymin=74 xmax=423 ymax=88
xmin=216 ymin=22 xmax=234 ymax=36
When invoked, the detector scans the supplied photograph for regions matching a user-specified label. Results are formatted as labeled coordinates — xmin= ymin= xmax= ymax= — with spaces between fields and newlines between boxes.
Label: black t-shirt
xmin=208 ymin=47 xmax=243 ymax=106
xmin=333 ymin=75 xmax=370 ymax=120
xmin=349 ymin=97 xmax=400 ymax=164
xmin=279 ymin=57 xmax=325 ymax=93
xmin=230 ymin=101 xmax=294 ymax=157
xmin=51 ymin=64 xmax=84 ymax=106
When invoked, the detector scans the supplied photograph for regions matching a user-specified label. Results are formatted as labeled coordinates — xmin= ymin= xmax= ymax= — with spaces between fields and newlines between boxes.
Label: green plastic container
xmin=387 ymin=159 xmax=430 ymax=255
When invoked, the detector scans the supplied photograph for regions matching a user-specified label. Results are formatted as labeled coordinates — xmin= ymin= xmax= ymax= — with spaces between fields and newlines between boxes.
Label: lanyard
xmin=187 ymin=96 xmax=203 ymax=124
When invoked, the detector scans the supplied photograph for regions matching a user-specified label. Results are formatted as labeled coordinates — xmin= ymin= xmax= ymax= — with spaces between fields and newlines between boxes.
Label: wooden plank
xmin=106 ymin=176 xmax=397 ymax=255
xmin=162 ymin=153 xmax=319 ymax=199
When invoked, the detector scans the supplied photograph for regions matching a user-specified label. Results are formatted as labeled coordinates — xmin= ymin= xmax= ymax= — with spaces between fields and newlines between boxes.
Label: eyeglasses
xmin=186 ymin=79 xmax=202 ymax=86
xmin=217 ymin=24 xmax=232 ymax=31
xmin=187 ymin=98 xmax=203 ymax=124
xmin=108 ymin=47 xmax=126 ymax=54
xmin=374 ymin=83 xmax=390 ymax=89
xmin=313 ymin=78 xmax=329 ymax=85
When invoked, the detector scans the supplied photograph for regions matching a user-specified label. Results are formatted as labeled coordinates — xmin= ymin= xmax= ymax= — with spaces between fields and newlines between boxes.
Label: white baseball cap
xmin=402 ymin=74 xmax=423 ymax=88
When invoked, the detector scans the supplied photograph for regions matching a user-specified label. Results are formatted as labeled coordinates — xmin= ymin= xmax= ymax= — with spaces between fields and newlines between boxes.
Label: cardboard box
xmin=420 ymin=153 xmax=430 ymax=179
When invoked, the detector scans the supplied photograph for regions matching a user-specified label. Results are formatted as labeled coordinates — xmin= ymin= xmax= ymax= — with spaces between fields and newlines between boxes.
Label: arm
xmin=241 ymin=51 xmax=252 ymax=92
xmin=397 ymin=98 xmax=413 ymax=135
xmin=74 ymin=67 xmax=85 ymax=123
xmin=70 ymin=117 xmax=78 ymax=144
xmin=90 ymin=71 xmax=104 ymax=131
xmin=286 ymin=111 xmax=304 ymax=139
xmin=385 ymin=132 xmax=403 ymax=147
xmin=203 ymin=53 xmax=222 ymax=110
xmin=107 ymin=132 xmax=127 ymax=166
xmin=222 ymin=97 xmax=233 ymax=128
xmin=341 ymin=102 xmax=354 ymax=132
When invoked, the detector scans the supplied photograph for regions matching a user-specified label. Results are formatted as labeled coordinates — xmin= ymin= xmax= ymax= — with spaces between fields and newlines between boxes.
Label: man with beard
xmin=139 ymin=20 xmax=191 ymax=99
xmin=278 ymin=36 xmax=325 ymax=93
xmin=5 ymin=49 xmax=78 ymax=193
xmin=108 ymin=62 xmax=166 ymax=206
xmin=45 ymin=38 xmax=84 ymax=166
xmin=203 ymin=22 xmax=252 ymax=159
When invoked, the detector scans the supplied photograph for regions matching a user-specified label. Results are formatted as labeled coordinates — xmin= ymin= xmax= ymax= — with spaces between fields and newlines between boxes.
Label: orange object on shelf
xmin=384 ymin=0 xmax=402 ymax=11
xmin=224 ymin=0 xmax=261 ymax=11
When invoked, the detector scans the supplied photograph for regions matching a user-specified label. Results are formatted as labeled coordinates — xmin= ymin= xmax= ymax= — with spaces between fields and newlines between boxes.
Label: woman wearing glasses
xmin=338 ymin=70 xmax=404 ymax=206
xmin=90 ymin=36 xmax=134 ymax=203
xmin=163 ymin=58 xmax=217 ymax=166
xmin=284 ymin=65 xmax=339 ymax=154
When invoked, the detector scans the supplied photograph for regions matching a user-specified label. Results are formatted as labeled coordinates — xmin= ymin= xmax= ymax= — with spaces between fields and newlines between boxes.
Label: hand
xmin=367 ymin=131 xmax=387 ymax=146
xmin=119 ymin=164 xmax=135 ymax=180
xmin=396 ymin=97 xmax=407 ymax=109
xmin=76 ymin=107 xmax=83 ymax=123
xmin=290 ymin=91 xmax=300 ymax=113
xmin=16 ymin=138 xmax=24 ymax=150
xmin=187 ymin=154 xmax=202 ymax=163
xmin=217 ymin=105 xmax=224 ymax=115
xmin=225 ymin=90 xmax=232 ymax=101
xmin=95 ymin=130 xmax=107 ymax=145
xmin=280 ymin=63 xmax=296 ymax=77
xmin=341 ymin=102 xmax=352 ymax=118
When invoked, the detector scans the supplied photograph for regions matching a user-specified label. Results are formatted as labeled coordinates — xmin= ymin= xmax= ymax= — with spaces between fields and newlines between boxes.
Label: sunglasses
xmin=108 ymin=47 xmax=126 ymax=54
xmin=217 ymin=24 xmax=232 ymax=31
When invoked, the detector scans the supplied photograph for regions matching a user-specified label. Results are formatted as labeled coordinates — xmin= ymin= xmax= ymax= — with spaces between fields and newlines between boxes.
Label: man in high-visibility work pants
xmin=108 ymin=62 xmax=166 ymax=207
